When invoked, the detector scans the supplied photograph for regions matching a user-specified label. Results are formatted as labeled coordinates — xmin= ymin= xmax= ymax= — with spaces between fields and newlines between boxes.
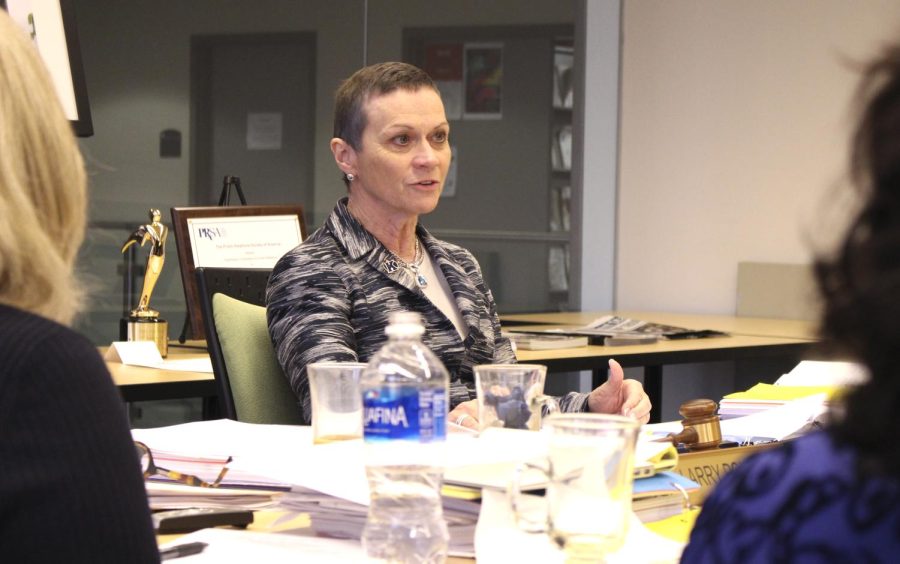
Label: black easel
xmin=218 ymin=175 xmax=247 ymax=206
xmin=177 ymin=175 xmax=248 ymax=343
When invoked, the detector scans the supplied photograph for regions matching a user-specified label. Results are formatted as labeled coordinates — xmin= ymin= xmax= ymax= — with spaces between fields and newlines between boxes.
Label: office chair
xmin=195 ymin=267 xmax=303 ymax=424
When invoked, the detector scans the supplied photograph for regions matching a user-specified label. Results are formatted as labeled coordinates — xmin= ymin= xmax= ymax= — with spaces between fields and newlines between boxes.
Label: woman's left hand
xmin=587 ymin=358 xmax=652 ymax=424
xmin=448 ymin=399 xmax=480 ymax=430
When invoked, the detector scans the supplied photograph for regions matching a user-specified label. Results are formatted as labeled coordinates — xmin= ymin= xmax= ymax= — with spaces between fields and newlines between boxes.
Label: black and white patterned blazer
xmin=267 ymin=198 xmax=588 ymax=423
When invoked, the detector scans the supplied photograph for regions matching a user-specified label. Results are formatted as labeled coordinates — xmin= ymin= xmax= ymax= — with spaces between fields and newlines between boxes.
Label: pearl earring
xmin=346 ymin=173 xmax=355 ymax=182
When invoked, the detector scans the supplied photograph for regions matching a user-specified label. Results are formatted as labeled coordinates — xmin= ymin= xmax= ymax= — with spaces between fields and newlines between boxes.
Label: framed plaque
xmin=171 ymin=205 xmax=306 ymax=340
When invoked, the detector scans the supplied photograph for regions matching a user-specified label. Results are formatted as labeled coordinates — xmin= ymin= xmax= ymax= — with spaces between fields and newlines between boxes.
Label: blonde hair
xmin=0 ymin=11 xmax=87 ymax=326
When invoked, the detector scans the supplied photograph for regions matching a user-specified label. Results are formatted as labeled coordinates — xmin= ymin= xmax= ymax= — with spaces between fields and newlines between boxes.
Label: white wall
xmin=617 ymin=0 xmax=900 ymax=314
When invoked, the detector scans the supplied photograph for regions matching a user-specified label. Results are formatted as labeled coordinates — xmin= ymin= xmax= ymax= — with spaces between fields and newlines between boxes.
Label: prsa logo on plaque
xmin=120 ymin=208 xmax=169 ymax=357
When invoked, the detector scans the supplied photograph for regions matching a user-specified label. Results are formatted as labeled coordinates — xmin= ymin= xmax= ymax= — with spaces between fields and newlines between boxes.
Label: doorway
xmin=190 ymin=33 xmax=317 ymax=210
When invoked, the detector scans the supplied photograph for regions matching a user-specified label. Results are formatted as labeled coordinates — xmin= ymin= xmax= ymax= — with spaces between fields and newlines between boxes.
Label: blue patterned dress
xmin=682 ymin=430 xmax=900 ymax=563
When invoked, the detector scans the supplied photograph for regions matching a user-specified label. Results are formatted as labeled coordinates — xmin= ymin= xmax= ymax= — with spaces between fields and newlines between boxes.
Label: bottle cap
xmin=385 ymin=311 xmax=425 ymax=337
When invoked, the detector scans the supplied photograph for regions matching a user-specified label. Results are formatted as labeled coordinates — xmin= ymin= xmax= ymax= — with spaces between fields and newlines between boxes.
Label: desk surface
xmin=516 ymin=330 xmax=813 ymax=371
xmin=111 ymin=312 xmax=818 ymax=414
xmin=106 ymin=346 xmax=216 ymax=402
xmin=501 ymin=310 xmax=817 ymax=341
xmin=110 ymin=333 xmax=812 ymax=396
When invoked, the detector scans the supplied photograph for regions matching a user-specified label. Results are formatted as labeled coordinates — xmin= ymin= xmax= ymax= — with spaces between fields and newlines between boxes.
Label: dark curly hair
xmin=816 ymin=45 xmax=900 ymax=476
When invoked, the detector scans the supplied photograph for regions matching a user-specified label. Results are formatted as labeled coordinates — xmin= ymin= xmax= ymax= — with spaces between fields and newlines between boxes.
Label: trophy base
xmin=125 ymin=316 xmax=168 ymax=358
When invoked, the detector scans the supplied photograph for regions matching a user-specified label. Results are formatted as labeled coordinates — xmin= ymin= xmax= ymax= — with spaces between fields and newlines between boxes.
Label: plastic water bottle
xmin=361 ymin=311 xmax=450 ymax=563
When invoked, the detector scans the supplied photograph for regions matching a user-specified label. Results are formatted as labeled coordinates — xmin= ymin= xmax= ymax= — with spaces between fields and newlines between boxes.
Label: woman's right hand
xmin=448 ymin=399 xmax=480 ymax=430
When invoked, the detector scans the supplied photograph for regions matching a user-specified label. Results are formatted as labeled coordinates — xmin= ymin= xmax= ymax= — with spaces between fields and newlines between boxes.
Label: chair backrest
xmin=736 ymin=262 xmax=819 ymax=321
xmin=195 ymin=267 xmax=302 ymax=424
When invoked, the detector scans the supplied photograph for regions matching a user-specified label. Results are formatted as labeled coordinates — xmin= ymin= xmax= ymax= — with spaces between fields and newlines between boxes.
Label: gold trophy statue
xmin=121 ymin=209 xmax=169 ymax=357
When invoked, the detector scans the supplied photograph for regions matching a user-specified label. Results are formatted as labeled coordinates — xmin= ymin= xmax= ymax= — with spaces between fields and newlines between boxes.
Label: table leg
xmin=202 ymin=396 xmax=220 ymax=420
xmin=644 ymin=366 xmax=662 ymax=423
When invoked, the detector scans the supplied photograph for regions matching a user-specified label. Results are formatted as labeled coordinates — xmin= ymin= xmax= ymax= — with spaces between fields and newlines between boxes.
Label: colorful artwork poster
xmin=424 ymin=43 xmax=463 ymax=81
xmin=423 ymin=43 xmax=463 ymax=120
xmin=464 ymin=43 xmax=502 ymax=119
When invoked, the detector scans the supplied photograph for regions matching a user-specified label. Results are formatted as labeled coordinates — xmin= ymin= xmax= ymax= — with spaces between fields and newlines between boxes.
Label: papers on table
xmin=632 ymin=472 xmax=699 ymax=524
xmin=644 ymin=393 xmax=828 ymax=444
xmin=718 ymin=383 xmax=834 ymax=417
xmin=718 ymin=394 xmax=827 ymax=443
xmin=569 ymin=315 xmax=728 ymax=340
xmin=441 ymin=429 xmax=677 ymax=491
xmin=719 ymin=360 xmax=866 ymax=417
xmin=474 ymin=489 xmax=685 ymax=564
xmin=146 ymin=482 xmax=280 ymax=510
xmin=105 ymin=341 xmax=214 ymax=373
xmin=520 ymin=315 xmax=729 ymax=346
xmin=635 ymin=438 xmax=679 ymax=478
xmin=135 ymin=421 xmax=684 ymax=502
xmin=633 ymin=471 xmax=698 ymax=499
xmin=504 ymin=331 xmax=589 ymax=350
xmin=137 ymin=419 xmax=697 ymax=561
xmin=133 ymin=422 xmax=293 ymax=491
xmin=774 ymin=360 xmax=868 ymax=387
xmin=276 ymin=488 xmax=481 ymax=557
xmin=158 ymin=527 xmax=368 ymax=563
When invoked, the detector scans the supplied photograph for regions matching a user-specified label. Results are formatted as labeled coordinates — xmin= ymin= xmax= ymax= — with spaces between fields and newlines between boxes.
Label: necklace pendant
xmin=416 ymin=273 xmax=428 ymax=288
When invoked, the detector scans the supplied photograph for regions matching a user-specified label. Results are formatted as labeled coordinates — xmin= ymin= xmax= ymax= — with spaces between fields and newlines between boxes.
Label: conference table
xmin=108 ymin=345 xmax=216 ymax=403
xmin=504 ymin=311 xmax=818 ymax=421
xmin=109 ymin=311 xmax=819 ymax=422
xmin=500 ymin=310 xmax=816 ymax=340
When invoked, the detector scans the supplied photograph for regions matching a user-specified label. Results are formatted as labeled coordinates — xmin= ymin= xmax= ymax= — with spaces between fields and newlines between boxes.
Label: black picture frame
xmin=2 ymin=0 xmax=94 ymax=136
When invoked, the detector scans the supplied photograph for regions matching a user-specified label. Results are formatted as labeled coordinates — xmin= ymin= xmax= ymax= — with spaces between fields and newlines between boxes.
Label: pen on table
xmin=160 ymin=541 xmax=208 ymax=560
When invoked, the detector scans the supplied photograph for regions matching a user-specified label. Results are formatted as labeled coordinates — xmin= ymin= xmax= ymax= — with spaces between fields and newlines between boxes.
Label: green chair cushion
xmin=212 ymin=293 xmax=302 ymax=425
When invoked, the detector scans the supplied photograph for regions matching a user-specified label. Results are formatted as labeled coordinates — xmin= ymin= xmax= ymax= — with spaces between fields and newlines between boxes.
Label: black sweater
xmin=0 ymin=304 xmax=159 ymax=563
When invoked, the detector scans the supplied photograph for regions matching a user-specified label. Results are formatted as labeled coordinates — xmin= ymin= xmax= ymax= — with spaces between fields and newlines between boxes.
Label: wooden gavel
xmin=663 ymin=398 xmax=723 ymax=451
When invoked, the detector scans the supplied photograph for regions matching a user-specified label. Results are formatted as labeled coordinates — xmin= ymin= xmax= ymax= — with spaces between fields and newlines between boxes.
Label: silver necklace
xmin=398 ymin=239 xmax=428 ymax=289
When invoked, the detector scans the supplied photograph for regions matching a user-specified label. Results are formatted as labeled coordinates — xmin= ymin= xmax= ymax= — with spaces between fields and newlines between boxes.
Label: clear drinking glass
xmin=509 ymin=413 xmax=640 ymax=561
xmin=474 ymin=364 xmax=559 ymax=432
xmin=307 ymin=362 xmax=365 ymax=444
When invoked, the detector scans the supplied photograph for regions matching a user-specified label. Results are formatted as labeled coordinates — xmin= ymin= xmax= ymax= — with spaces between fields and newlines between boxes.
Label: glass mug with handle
xmin=509 ymin=413 xmax=640 ymax=562
xmin=474 ymin=364 xmax=559 ymax=432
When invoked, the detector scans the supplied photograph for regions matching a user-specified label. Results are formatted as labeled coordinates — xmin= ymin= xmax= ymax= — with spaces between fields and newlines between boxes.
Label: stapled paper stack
xmin=718 ymin=383 xmax=837 ymax=417
xmin=719 ymin=360 xmax=867 ymax=417
xmin=632 ymin=471 xmax=699 ymax=523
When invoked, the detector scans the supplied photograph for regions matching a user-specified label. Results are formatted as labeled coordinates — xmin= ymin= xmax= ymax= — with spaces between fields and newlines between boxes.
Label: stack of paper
xmin=632 ymin=472 xmax=699 ymax=524
xmin=635 ymin=439 xmax=678 ymax=478
xmin=774 ymin=360 xmax=868 ymax=387
xmin=158 ymin=527 xmax=368 ymax=563
xmin=134 ymin=420 xmax=695 ymax=560
xmin=718 ymin=383 xmax=836 ymax=417
xmin=276 ymin=488 xmax=480 ymax=557
xmin=505 ymin=331 xmax=589 ymax=350
xmin=719 ymin=360 xmax=867 ymax=417
xmin=644 ymin=393 xmax=831 ymax=445
xmin=146 ymin=481 xmax=281 ymax=511
xmin=521 ymin=315 xmax=728 ymax=345
xmin=140 ymin=447 xmax=291 ymax=490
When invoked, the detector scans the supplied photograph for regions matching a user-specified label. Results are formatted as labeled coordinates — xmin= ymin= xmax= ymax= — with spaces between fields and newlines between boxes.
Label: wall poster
xmin=464 ymin=42 xmax=503 ymax=119
xmin=423 ymin=42 xmax=463 ymax=121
